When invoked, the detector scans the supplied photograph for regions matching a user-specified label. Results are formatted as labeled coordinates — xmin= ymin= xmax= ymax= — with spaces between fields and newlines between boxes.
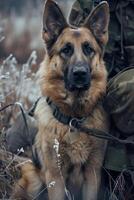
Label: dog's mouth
xmin=66 ymin=81 xmax=90 ymax=92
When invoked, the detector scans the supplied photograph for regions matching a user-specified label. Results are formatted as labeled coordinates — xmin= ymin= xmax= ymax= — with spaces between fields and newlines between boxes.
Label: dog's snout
xmin=64 ymin=62 xmax=91 ymax=91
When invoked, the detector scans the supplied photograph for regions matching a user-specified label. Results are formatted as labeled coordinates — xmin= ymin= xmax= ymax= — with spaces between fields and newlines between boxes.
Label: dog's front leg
xmin=82 ymin=166 xmax=101 ymax=200
xmin=45 ymin=169 xmax=65 ymax=200
xmin=11 ymin=162 xmax=43 ymax=200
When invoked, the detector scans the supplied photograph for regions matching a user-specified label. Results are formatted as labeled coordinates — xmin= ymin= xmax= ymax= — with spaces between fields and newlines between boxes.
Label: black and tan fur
xmin=12 ymin=1 xmax=110 ymax=199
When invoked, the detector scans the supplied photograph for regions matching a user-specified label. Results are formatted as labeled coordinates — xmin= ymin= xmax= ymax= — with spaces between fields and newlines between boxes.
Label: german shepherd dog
xmin=13 ymin=0 xmax=109 ymax=199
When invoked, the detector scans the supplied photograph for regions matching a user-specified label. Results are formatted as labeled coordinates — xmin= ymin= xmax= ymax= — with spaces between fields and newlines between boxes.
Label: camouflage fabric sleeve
xmin=69 ymin=0 xmax=93 ymax=26
xmin=77 ymin=0 xmax=93 ymax=9
xmin=104 ymin=68 xmax=134 ymax=171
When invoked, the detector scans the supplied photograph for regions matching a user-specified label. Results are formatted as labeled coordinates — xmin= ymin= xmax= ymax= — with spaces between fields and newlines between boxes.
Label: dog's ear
xmin=43 ymin=0 xmax=68 ymax=50
xmin=84 ymin=2 xmax=109 ymax=47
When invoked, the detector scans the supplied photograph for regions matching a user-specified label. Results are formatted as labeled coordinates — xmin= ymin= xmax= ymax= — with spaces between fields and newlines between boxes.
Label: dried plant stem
xmin=53 ymin=139 xmax=74 ymax=200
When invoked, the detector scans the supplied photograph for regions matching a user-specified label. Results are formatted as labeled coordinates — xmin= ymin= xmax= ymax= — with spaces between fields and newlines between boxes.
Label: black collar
xmin=46 ymin=97 xmax=86 ymax=128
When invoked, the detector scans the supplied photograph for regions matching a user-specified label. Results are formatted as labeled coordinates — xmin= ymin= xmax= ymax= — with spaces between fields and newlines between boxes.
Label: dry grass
xmin=0 ymin=51 xmax=41 ymax=199
xmin=0 ymin=6 xmax=42 ymax=197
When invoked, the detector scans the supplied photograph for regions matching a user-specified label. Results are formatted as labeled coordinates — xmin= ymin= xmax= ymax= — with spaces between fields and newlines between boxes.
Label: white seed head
xmin=48 ymin=181 xmax=56 ymax=188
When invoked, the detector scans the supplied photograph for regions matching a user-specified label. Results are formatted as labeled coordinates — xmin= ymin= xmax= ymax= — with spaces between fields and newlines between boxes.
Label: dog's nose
xmin=73 ymin=66 xmax=87 ymax=82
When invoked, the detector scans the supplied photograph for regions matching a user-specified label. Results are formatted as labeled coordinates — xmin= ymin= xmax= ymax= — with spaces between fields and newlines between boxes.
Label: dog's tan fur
xmin=12 ymin=1 xmax=110 ymax=199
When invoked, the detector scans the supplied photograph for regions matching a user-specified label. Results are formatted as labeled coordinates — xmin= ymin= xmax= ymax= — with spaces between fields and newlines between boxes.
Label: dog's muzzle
xmin=64 ymin=62 xmax=91 ymax=91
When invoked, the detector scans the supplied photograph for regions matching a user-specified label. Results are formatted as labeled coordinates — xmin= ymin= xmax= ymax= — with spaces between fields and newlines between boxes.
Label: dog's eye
xmin=82 ymin=42 xmax=94 ymax=56
xmin=60 ymin=43 xmax=73 ymax=57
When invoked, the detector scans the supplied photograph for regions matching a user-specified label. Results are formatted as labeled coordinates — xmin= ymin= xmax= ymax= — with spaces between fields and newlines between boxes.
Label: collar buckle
xmin=69 ymin=117 xmax=85 ymax=129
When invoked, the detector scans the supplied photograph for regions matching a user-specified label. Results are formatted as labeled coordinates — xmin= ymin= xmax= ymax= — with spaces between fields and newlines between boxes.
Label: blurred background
xmin=0 ymin=0 xmax=74 ymax=63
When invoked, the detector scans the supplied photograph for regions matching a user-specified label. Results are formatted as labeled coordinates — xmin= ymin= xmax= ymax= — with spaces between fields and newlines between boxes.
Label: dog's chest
xmin=36 ymin=101 xmax=102 ymax=164
xmin=38 ymin=122 xmax=93 ymax=165
xmin=58 ymin=128 xmax=94 ymax=164
xmin=42 ymin=125 xmax=93 ymax=164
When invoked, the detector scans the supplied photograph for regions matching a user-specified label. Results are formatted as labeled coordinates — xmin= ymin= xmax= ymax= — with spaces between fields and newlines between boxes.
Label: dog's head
xmin=40 ymin=0 xmax=109 ymax=116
